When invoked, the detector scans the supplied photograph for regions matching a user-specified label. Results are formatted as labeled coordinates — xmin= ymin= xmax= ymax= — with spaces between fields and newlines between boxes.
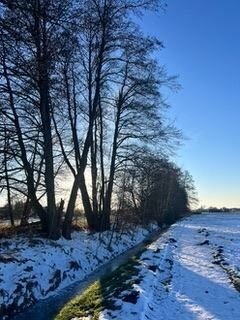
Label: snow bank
xmin=0 ymin=224 xmax=158 ymax=318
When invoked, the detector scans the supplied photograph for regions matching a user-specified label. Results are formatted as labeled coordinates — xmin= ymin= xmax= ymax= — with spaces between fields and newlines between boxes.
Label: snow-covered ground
xmin=0 ymin=224 xmax=157 ymax=318
xmin=100 ymin=213 xmax=240 ymax=320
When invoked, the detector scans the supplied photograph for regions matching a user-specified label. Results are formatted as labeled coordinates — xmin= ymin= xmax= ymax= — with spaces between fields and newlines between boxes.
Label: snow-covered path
xmin=100 ymin=214 xmax=240 ymax=320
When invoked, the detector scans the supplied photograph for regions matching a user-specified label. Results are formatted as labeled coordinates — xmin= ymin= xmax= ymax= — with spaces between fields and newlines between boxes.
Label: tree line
xmin=0 ymin=0 xmax=196 ymax=239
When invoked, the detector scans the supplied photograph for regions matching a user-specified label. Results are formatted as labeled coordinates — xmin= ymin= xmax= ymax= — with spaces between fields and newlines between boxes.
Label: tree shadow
xmin=164 ymin=261 xmax=240 ymax=320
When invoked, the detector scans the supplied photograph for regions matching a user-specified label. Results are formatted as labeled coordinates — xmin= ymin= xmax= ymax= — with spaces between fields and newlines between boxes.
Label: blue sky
xmin=141 ymin=0 xmax=240 ymax=208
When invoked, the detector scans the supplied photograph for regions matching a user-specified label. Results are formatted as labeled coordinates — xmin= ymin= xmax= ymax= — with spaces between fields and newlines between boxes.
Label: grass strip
xmin=55 ymin=251 xmax=144 ymax=320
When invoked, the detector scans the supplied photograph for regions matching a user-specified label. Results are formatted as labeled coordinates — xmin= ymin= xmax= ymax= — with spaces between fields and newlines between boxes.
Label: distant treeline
xmin=194 ymin=207 xmax=240 ymax=213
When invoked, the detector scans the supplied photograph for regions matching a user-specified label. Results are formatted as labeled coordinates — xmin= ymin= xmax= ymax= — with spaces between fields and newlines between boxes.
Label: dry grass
xmin=0 ymin=221 xmax=44 ymax=238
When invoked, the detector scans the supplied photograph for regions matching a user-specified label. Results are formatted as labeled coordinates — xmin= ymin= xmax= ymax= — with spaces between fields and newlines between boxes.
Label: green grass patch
xmin=55 ymin=252 xmax=144 ymax=320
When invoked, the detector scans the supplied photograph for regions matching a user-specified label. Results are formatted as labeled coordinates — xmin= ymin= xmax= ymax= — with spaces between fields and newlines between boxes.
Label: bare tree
xmin=0 ymin=0 xmax=74 ymax=238
xmin=0 ymin=0 xmax=194 ymax=241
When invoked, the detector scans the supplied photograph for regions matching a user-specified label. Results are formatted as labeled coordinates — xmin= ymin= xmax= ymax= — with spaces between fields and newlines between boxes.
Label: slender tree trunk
xmin=39 ymin=77 xmax=59 ymax=238
xmin=6 ymin=182 xmax=14 ymax=227
xmin=99 ymin=100 xmax=105 ymax=217
xmin=78 ymin=171 xmax=98 ymax=229
xmin=91 ymin=119 xmax=98 ymax=216
xmin=2 ymin=47 xmax=48 ymax=232
xmin=103 ymin=103 xmax=121 ymax=230
xmin=20 ymin=197 xmax=30 ymax=226
xmin=34 ymin=1 xmax=59 ymax=239
xmin=3 ymin=128 xmax=14 ymax=227
xmin=62 ymin=179 xmax=78 ymax=239
xmin=63 ymin=170 xmax=98 ymax=239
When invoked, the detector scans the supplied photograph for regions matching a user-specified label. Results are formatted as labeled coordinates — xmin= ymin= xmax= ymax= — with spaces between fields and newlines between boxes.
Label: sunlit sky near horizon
xmin=141 ymin=0 xmax=240 ymax=208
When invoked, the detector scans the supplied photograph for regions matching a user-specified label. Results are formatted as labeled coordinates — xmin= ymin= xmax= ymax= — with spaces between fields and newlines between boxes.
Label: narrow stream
xmin=12 ymin=229 xmax=164 ymax=320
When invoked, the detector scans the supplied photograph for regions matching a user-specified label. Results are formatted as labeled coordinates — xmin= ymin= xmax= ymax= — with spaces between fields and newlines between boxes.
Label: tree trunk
xmin=34 ymin=1 xmax=59 ymax=239
xmin=62 ymin=179 xmax=78 ymax=239
xmin=2 ymin=47 xmax=48 ymax=232
xmin=62 ymin=171 xmax=99 ymax=239
xmin=3 ymin=130 xmax=14 ymax=227
xmin=103 ymin=103 xmax=121 ymax=230
xmin=99 ymin=100 xmax=105 ymax=217
xmin=20 ymin=197 xmax=30 ymax=226
xmin=91 ymin=120 xmax=98 ymax=216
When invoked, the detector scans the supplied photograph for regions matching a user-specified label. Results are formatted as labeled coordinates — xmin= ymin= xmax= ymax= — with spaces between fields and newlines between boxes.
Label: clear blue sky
xmin=141 ymin=0 xmax=240 ymax=208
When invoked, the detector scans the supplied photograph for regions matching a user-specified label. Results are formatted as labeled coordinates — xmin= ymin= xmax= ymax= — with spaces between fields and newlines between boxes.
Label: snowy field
xmin=0 ymin=224 xmax=157 ymax=318
xmin=99 ymin=213 xmax=240 ymax=320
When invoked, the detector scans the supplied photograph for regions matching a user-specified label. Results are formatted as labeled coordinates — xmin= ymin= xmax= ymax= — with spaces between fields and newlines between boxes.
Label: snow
xmin=0 ymin=224 xmax=157 ymax=317
xmin=99 ymin=213 xmax=240 ymax=320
